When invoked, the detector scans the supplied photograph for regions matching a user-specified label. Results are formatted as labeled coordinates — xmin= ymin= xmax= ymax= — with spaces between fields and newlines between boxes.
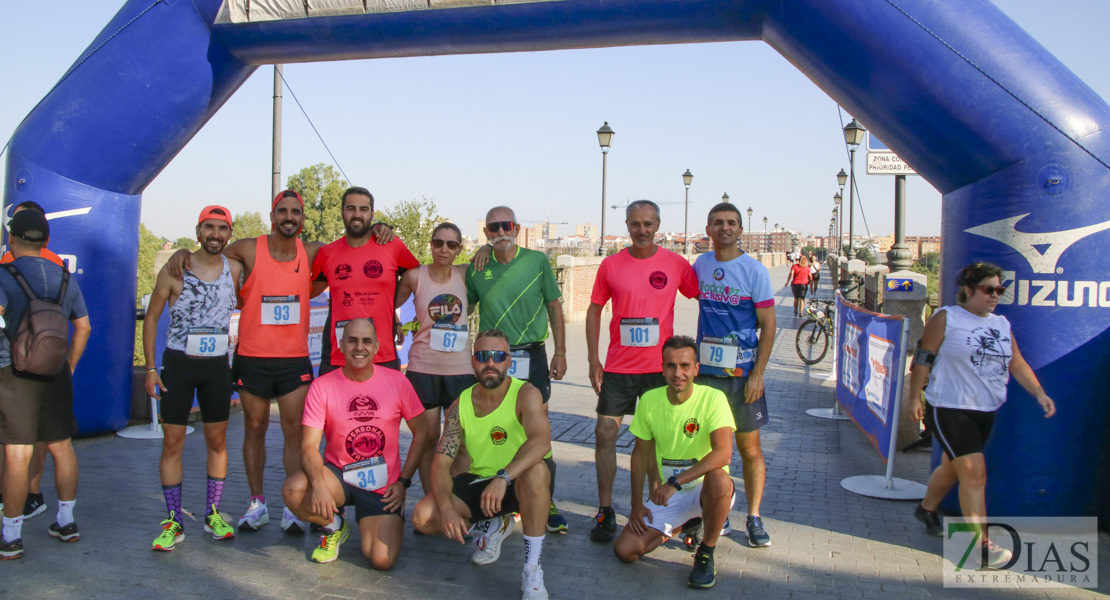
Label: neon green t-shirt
xmin=459 ymin=378 xmax=527 ymax=478
xmin=628 ymin=383 xmax=736 ymax=484
xmin=466 ymin=247 xmax=561 ymax=345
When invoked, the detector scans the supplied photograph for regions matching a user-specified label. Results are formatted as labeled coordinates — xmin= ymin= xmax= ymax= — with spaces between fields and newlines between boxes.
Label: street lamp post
xmin=746 ymin=207 xmax=753 ymax=252
xmin=843 ymin=120 xmax=865 ymax=259
xmin=597 ymin=121 xmax=614 ymax=256
xmin=682 ymin=169 xmax=694 ymax=254
xmin=833 ymin=191 xmax=842 ymax=258
xmin=762 ymin=216 xmax=768 ymax=253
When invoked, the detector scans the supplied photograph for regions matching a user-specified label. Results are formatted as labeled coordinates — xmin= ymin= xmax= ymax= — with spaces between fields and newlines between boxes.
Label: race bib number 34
xmin=619 ymin=318 xmax=660 ymax=347
xmin=261 ymin=295 xmax=300 ymax=325
xmin=342 ymin=457 xmax=388 ymax=491
xmin=699 ymin=336 xmax=739 ymax=368
xmin=185 ymin=326 xmax=229 ymax=357
xmin=430 ymin=324 xmax=468 ymax=352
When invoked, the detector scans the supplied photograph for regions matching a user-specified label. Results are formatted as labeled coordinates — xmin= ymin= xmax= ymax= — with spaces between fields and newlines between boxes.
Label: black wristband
xmin=373 ymin=221 xmax=393 ymax=230
xmin=398 ymin=476 xmax=412 ymax=489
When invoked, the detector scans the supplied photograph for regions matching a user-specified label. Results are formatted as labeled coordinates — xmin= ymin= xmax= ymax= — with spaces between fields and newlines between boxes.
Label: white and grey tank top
xmin=166 ymin=256 xmax=237 ymax=352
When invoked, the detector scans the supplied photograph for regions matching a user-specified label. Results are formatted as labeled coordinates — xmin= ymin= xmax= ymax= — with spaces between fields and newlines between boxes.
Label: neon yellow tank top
xmin=459 ymin=377 xmax=527 ymax=477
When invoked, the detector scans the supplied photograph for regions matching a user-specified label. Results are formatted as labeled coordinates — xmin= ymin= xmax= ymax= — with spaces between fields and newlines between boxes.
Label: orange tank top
xmin=237 ymin=236 xmax=312 ymax=358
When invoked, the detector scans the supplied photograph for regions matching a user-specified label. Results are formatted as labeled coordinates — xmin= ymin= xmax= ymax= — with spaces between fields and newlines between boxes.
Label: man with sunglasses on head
xmin=585 ymin=200 xmax=699 ymax=542
xmin=466 ymin=206 xmax=568 ymax=534
xmin=313 ymin=187 xmax=418 ymax=376
xmin=412 ymin=329 xmax=552 ymax=600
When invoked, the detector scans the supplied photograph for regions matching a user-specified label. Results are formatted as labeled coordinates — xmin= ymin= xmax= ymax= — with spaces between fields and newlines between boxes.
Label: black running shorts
xmin=596 ymin=372 xmax=666 ymax=417
xmin=232 ymin=354 xmax=313 ymax=399
xmin=694 ymin=375 xmax=770 ymax=433
xmin=452 ymin=472 xmax=521 ymax=520
xmin=925 ymin=402 xmax=997 ymax=459
xmin=406 ymin=371 xmax=477 ymax=410
xmin=159 ymin=349 xmax=232 ymax=426
xmin=511 ymin=342 xmax=551 ymax=403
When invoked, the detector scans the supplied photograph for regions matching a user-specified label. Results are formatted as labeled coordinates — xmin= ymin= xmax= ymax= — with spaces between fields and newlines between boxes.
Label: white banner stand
xmin=117 ymin=396 xmax=194 ymax=440
xmin=841 ymin=318 xmax=925 ymax=500
xmin=808 ymin=291 xmax=848 ymax=420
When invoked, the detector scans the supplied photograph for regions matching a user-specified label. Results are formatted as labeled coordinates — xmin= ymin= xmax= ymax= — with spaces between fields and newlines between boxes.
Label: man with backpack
xmin=0 ymin=209 xmax=90 ymax=559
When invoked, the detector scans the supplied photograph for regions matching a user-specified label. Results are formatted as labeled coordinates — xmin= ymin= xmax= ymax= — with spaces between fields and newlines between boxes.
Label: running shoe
xmin=914 ymin=504 xmax=943 ymax=537
xmin=983 ymin=540 xmax=1014 ymax=569
xmin=545 ymin=501 xmax=568 ymax=534
xmin=310 ymin=519 xmax=350 ymax=564
xmin=237 ymin=499 xmax=269 ymax=532
xmin=152 ymin=514 xmax=185 ymax=551
xmin=0 ymin=537 xmax=23 ymax=560
xmin=281 ymin=506 xmax=306 ymax=534
xmin=471 ymin=514 xmax=513 ymax=565
xmin=720 ymin=517 xmax=732 ymax=537
xmin=48 ymin=521 xmax=80 ymax=543
xmin=746 ymin=515 xmax=771 ymax=547
xmin=204 ymin=506 xmax=235 ymax=540
xmin=521 ymin=563 xmax=549 ymax=599
xmin=687 ymin=549 xmax=716 ymax=589
xmin=23 ymin=492 xmax=47 ymax=519
xmin=589 ymin=507 xmax=617 ymax=542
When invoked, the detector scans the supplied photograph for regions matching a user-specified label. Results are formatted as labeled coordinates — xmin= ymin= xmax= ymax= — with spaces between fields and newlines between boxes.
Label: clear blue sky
xmin=2 ymin=1 xmax=1107 ymax=242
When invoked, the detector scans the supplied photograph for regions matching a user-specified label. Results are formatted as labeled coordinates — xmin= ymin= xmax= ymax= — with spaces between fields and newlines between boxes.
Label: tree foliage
xmin=911 ymin=252 xmax=941 ymax=298
xmin=288 ymin=163 xmax=348 ymax=243
xmin=135 ymin=223 xmax=167 ymax=365
xmin=172 ymin=237 xmax=197 ymax=250
xmin=376 ymin=196 xmax=454 ymax=265
xmin=231 ymin=211 xmax=269 ymax=242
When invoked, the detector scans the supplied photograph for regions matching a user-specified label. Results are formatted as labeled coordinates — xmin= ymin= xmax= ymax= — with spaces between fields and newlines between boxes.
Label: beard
xmin=479 ymin=368 xmax=507 ymax=389
xmin=276 ymin=219 xmax=300 ymax=238
xmin=346 ymin=219 xmax=370 ymax=237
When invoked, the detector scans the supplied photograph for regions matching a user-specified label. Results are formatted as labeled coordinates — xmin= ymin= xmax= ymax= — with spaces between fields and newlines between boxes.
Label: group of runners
xmin=0 ymin=190 xmax=786 ymax=595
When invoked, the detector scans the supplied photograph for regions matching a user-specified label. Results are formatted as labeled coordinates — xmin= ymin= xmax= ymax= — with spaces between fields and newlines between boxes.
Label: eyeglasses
xmin=976 ymin=284 xmax=1008 ymax=296
xmin=473 ymin=350 xmax=510 ymax=363
xmin=431 ymin=239 xmax=461 ymax=250
xmin=486 ymin=221 xmax=515 ymax=233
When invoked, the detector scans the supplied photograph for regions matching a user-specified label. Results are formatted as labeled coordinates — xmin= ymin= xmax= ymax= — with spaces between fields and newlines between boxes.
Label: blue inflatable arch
xmin=5 ymin=0 xmax=1108 ymax=519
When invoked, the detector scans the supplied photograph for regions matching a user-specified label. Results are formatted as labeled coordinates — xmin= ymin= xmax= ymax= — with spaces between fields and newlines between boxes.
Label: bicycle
xmin=795 ymin=298 xmax=835 ymax=365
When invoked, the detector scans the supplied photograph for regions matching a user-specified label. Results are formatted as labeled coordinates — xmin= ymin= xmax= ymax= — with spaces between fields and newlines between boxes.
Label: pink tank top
xmin=406 ymin=266 xmax=472 ymax=375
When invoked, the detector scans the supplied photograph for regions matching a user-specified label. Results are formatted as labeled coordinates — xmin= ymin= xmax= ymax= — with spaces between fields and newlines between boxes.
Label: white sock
xmin=523 ymin=534 xmax=544 ymax=566
xmin=57 ymin=500 xmax=76 ymax=527
xmin=327 ymin=513 xmax=343 ymax=532
xmin=3 ymin=515 xmax=24 ymax=542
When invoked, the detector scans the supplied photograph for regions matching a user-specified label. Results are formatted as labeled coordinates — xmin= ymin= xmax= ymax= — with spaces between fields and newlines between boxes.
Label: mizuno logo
xmin=964 ymin=214 xmax=1110 ymax=274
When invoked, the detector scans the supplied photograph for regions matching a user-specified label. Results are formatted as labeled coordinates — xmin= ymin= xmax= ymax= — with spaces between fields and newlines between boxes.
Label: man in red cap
xmin=144 ymin=206 xmax=242 ymax=550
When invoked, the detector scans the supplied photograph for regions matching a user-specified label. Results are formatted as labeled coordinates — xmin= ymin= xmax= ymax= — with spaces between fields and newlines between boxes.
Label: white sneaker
xmin=521 ymin=564 xmax=548 ymax=600
xmin=471 ymin=514 xmax=514 ymax=565
xmin=237 ymin=499 xmax=269 ymax=531
xmin=280 ymin=506 xmax=307 ymax=534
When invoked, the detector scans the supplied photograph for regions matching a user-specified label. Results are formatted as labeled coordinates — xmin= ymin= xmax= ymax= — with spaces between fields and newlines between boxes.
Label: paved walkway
xmin=4 ymin=264 xmax=1108 ymax=599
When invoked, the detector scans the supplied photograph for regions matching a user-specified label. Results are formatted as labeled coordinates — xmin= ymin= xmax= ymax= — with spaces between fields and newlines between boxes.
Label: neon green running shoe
xmin=152 ymin=512 xmax=185 ymax=551
xmin=204 ymin=505 xmax=235 ymax=540
xmin=310 ymin=519 xmax=349 ymax=564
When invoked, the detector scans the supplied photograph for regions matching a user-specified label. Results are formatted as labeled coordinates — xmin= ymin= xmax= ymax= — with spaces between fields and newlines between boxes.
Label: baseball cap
xmin=272 ymin=189 xmax=304 ymax=211
xmin=197 ymin=205 xmax=233 ymax=228
xmin=8 ymin=209 xmax=49 ymax=242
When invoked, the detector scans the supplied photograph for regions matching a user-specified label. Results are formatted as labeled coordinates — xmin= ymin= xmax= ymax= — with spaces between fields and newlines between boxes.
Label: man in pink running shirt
xmin=585 ymin=200 xmax=699 ymax=542
xmin=282 ymin=318 xmax=429 ymax=569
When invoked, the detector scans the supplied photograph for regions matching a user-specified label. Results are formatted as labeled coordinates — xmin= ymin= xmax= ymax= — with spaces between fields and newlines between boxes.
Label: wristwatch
xmin=667 ymin=475 xmax=682 ymax=491
xmin=496 ymin=469 xmax=511 ymax=484
xmin=398 ymin=476 xmax=412 ymax=489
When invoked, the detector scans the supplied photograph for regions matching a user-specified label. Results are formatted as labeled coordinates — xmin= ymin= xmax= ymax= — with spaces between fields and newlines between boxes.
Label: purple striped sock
xmin=162 ymin=483 xmax=182 ymax=524
xmin=206 ymin=477 xmax=225 ymax=516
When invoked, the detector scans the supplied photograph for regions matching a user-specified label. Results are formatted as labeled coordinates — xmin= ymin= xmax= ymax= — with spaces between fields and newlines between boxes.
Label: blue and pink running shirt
xmin=694 ymin=252 xmax=775 ymax=377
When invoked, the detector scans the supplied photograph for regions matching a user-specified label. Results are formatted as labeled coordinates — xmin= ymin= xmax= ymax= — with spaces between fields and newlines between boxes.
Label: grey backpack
xmin=2 ymin=264 xmax=70 ymax=376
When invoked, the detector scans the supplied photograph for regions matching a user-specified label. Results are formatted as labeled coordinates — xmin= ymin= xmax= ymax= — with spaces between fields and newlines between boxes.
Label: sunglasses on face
xmin=976 ymin=284 xmax=1008 ymax=296
xmin=473 ymin=350 xmax=510 ymax=363
xmin=431 ymin=239 xmax=461 ymax=250
xmin=486 ymin=221 xmax=515 ymax=233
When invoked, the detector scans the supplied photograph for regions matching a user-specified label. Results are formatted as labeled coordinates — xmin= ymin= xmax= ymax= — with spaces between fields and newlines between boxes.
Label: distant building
xmin=576 ymin=223 xmax=597 ymax=240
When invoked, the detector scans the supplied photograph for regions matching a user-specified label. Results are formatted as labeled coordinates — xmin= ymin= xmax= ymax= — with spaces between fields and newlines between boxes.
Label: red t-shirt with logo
xmin=313 ymin=237 xmax=419 ymax=365
xmin=302 ymin=367 xmax=424 ymax=491
xmin=590 ymin=247 xmax=699 ymax=374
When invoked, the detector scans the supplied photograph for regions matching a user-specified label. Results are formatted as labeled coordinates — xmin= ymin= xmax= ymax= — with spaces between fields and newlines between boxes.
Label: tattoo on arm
xmin=436 ymin=402 xmax=462 ymax=459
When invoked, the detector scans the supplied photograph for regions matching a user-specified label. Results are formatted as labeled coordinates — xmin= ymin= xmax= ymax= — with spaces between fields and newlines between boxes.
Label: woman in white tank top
xmin=906 ymin=262 xmax=1056 ymax=565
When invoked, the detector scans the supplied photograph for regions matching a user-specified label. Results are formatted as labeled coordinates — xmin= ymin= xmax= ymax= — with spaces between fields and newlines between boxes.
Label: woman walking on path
xmin=785 ymin=255 xmax=810 ymax=316
xmin=908 ymin=262 xmax=1056 ymax=567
